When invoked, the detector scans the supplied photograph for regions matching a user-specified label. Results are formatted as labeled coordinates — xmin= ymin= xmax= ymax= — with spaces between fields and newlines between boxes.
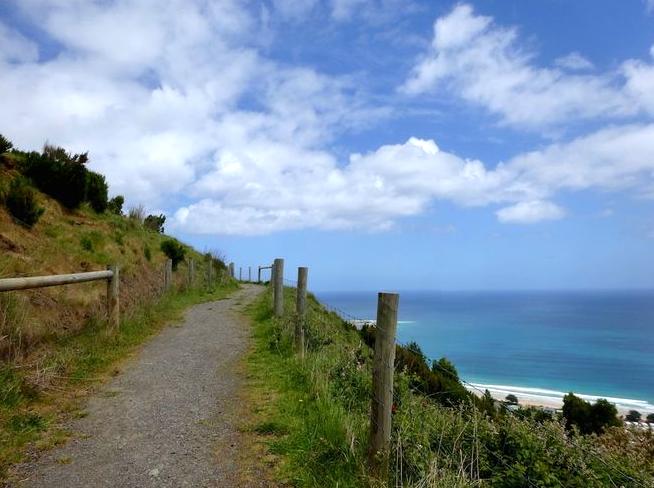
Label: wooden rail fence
xmin=0 ymin=266 xmax=121 ymax=331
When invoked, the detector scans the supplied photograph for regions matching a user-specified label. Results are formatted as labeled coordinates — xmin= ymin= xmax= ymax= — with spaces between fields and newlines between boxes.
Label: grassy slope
xmin=0 ymin=174 xmax=238 ymax=479
xmin=245 ymin=287 xmax=654 ymax=488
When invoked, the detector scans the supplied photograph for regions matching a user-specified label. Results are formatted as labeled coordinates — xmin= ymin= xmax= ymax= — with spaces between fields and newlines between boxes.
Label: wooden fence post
xmin=164 ymin=259 xmax=173 ymax=291
xmin=295 ymin=267 xmax=307 ymax=358
xmin=208 ymin=260 xmax=213 ymax=289
xmin=188 ymin=259 xmax=195 ymax=288
xmin=239 ymin=267 xmax=242 ymax=281
xmin=229 ymin=262 xmax=235 ymax=278
xmin=107 ymin=265 xmax=120 ymax=331
xmin=248 ymin=266 xmax=252 ymax=283
xmin=258 ymin=266 xmax=262 ymax=283
xmin=273 ymin=258 xmax=284 ymax=317
xmin=368 ymin=292 xmax=399 ymax=478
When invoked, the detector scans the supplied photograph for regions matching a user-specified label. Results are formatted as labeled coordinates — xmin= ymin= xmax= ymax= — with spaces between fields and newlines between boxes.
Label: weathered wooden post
xmin=295 ymin=267 xmax=307 ymax=358
xmin=207 ymin=260 xmax=213 ymax=289
xmin=239 ymin=267 xmax=242 ymax=281
xmin=164 ymin=259 xmax=173 ymax=291
xmin=229 ymin=262 xmax=235 ymax=278
xmin=258 ymin=266 xmax=262 ymax=283
xmin=107 ymin=265 xmax=120 ymax=330
xmin=273 ymin=258 xmax=284 ymax=317
xmin=187 ymin=259 xmax=195 ymax=288
xmin=248 ymin=266 xmax=252 ymax=283
xmin=368 ymin=292 xmax=399 ymax=478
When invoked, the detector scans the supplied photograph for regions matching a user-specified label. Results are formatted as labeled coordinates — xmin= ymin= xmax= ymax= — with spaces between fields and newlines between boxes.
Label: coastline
xmin=466 ymin=383 xmax=654 ymax=415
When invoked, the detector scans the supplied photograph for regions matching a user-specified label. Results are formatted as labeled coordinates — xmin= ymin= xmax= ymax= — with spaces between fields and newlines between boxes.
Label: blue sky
xmin=1 ymin=0 xmax=654 ymax=290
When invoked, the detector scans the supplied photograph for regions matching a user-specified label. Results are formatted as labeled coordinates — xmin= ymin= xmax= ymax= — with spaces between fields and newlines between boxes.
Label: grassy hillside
xmin=0 ymin=140 xmax=238 ymax=479
xmin=246 ymin=286 xmax=654 ymax=487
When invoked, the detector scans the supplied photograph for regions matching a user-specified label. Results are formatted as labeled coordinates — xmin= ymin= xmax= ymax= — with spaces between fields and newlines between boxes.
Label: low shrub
xmin=160 ymin=239 xmax=186 ymax=270
xmin=144 ymin=214 xmax=165 ymax=233
xmin=5 ymin=177 xmax=44 ymax=228
xmin=107 ymin=195 xmax=124 ymax=215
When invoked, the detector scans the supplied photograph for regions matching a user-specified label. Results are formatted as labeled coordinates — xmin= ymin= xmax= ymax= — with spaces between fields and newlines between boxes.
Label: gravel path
xmin=17 ymin=284 xmax=266 ymax=487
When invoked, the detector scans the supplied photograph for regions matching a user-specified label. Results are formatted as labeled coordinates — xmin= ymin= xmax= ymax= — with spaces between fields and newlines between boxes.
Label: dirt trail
xmin=15 ymin=284 xmax=267 ymax=487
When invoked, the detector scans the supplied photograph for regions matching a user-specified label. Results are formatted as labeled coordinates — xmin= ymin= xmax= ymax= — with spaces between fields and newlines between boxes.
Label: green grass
xmin=0 ymin=280 xmax=239 ymax=480
xmin=246 ymin=287 xmax=370 ymax=487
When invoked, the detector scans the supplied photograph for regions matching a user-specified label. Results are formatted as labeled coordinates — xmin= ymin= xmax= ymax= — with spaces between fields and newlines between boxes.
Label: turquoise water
xmin=316 ymin=290 xmax=654 ymax=411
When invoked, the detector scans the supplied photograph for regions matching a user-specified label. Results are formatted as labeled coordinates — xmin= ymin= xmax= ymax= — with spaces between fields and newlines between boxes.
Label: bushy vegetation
xmin=107 ymin=195 xmax=124 ymax=215
xmin=5 ymin=177 xmax=44 ymax=228
xmin=247 ymin=288 xmax=654 ymax=487
xmin=562 ymin=392 xmax=621 ymax=435
xmin=0 ymin=135 xmax=13 ymax=154
xmin=144 ymin=214 xmax=165 ymax=233
xmin=0 ymin=135 xmax=108 ymax=213
xmin=160 ymin=239 xmax=186 ymax=270
xmin=85 ymin=171 xmax=108 ymax=213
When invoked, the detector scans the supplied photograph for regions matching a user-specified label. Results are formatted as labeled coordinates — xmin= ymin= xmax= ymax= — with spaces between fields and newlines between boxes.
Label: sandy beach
xmin=466 ymin=383 xmax=654 ymax=416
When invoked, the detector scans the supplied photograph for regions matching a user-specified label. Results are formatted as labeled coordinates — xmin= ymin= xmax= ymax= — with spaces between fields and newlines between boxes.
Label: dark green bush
xmin=85 ymin=171 xmax=108 ymax=213
xmin=144 ymin=214 xmax=165 ymax=233
xmin=0 ymin=134 xmax=13 ymax=153
xmin=143 ymin=246 xmax=151 ymax=261
xmin=5 ymin=177 xmax=44 ymax=228
xmin=562 ymin=393 xmax=620 ymax=434
xmin=19 ymin=147 xmax=87 ymax=209
xmin=108 ymin=195 xmax=124 ymax=215
xmin=160 ymin=239 xmax=186 ymax=270
xmin=80 ymin=235 xmax=93 ymax=251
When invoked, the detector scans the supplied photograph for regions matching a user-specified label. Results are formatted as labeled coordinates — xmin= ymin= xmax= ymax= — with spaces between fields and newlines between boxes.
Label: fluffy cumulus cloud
xmin=1 ymin=1 xmax=654 ymax=235
xmin=496 ymin=201 xmax=565 ymax=224
xmin=400 ymin=4 xmax=654 ymax=130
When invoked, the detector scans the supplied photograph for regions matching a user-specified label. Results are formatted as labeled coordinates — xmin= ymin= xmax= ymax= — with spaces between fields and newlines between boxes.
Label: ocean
xmin=316 ymin=290 xmax=654 ymax=412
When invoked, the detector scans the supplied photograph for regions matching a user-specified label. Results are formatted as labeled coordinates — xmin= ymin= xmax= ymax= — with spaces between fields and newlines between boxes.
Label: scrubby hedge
xmin=0 ymin=136 xmax=109 ymax=213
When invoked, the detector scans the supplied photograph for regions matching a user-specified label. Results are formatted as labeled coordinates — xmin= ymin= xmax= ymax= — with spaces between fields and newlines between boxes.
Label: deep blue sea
xmin=316 ymin=290 xmax=654 ymax=412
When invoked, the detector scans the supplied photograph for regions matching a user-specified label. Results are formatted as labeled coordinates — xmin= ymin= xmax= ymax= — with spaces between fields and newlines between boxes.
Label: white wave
xmin=469 ymin=382 xmax=654 ymax=412
xmin=398 ymin=320 xmax=416 ymax=324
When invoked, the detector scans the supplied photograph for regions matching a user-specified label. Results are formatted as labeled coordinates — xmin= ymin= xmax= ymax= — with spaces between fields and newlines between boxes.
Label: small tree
xmin=626 ymin=410 xmax=642 ymax=422
xmin=505 ymin=394 xmax=519 ymax=405
xmin=5 ymin=177 xmax=44 ymax=228
xmin=0 ymin=134 xmax=13 ymax=153
xmin=160 ymin=239 xmax=186 ymax=270
xmin=144 ymin=214 xmax=166 ymax=233
xmin=108 ymin=195 xmax=124 ymax=215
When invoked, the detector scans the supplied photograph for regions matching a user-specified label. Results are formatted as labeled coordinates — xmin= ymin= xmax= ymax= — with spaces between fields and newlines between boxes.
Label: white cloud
xmin=496 ymin=200 xmax=565 ymax=224
xmin=2 ymin=0 xmax=654 ymax=236
xmin=401 ymin=4 xmax=654 ymax=131
xmin=172 ymin=124 xmax=654 ymax=233
xmin=555 ymin=52 xmax=594 ymax=71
